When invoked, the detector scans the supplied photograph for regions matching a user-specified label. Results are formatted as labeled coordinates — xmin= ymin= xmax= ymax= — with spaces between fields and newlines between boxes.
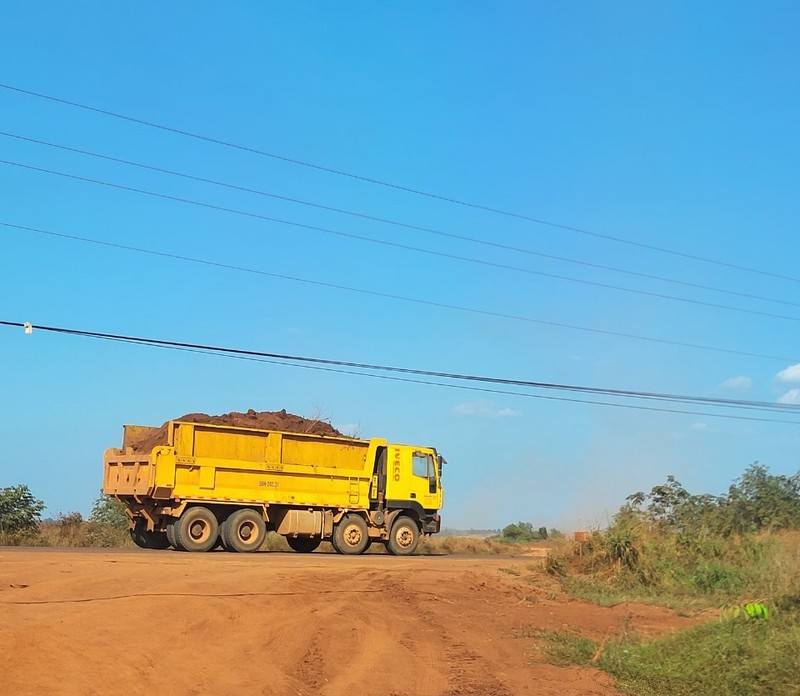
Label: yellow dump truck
xmin=103 ymin=419 xmax=444 ymax=555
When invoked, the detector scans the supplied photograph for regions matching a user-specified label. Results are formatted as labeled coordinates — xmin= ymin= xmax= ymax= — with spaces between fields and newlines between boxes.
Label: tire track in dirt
xmin=389 ymin=575 xmax=513 ymax=696
xmin=0 ymin=550 xmax=702 ymax=696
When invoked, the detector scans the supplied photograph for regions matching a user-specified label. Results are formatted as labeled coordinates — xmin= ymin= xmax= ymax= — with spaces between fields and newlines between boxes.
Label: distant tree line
xmin=499 ymin=521 xmax=563 ymax=542
xmin=622 ymin=463 xmax=800 ymax=536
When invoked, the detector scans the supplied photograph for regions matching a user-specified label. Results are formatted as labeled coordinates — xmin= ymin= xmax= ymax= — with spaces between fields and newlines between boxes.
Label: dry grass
xmin=39 ymin=517 xmax=132 ymax=548
xmin=255 ymin=533 xmax=531 ymax=555
xmin=1 ymin=522 xmax=551 ymax=558
xmin=419 ymin=534 xmax=511 ymax=555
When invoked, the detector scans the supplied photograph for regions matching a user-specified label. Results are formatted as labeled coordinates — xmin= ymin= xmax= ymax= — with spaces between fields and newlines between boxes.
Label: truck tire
xmin=165 ymin=519 xmax=181 ymax=550
xmin=330 ymin=534 xmax=341 ymax=554
xmin=130 ymin=527 xmax=171 ymax=550
xmin=387 ymin=516 xmax=420 ymax=556
xmin=286 ymin=536 xmax=321 ymax=553
xmin=174 ymin=506 xmax=219 ymax=552
xmin=221 ymin=508 xmax=266 ymax=553
xmin=333 ymin=513 xmax=369 ymax=555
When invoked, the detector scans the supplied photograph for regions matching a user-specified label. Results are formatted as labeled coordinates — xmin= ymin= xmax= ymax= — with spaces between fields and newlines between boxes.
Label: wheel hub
xmin=190 ymin=520 xmax=210 ymax=542
xmin=238 ymin=523 xmax=254 ymax=541
xmin=344 ymin=524 xmax=363 ymax=546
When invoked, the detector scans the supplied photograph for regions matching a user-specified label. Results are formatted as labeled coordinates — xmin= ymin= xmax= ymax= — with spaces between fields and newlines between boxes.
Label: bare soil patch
xmin=0 ymin=549 xmax=704 ymax=696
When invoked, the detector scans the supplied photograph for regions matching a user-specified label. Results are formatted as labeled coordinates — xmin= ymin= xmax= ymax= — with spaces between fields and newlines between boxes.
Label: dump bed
xmin=103 ymin=420 xmax=381 ymax=509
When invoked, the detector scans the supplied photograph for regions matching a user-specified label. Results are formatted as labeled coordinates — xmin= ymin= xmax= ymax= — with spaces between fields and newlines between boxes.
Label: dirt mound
xmin=129 ymin=409 xmax=344 ymax=452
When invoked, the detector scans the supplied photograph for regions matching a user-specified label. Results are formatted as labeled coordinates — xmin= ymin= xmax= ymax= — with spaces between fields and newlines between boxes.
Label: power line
xmin=4 ymin=158 xmax=800 ymax=326
xmin=2 ymin=319 xmax=799 ymax=421
xmin=2 ymin=81 xmax=798 ymax=285
xmin=100 ymin=338 xmax=800 ymax=426
xmin=4 ymin=220 xmax=800 ymax=365
xmin=4 ymin=129 xmax=799 ymax=311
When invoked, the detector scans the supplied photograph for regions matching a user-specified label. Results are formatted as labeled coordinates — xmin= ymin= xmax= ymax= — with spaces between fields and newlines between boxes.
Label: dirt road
xmin=0 ymin=549 xmax=697 ymax=696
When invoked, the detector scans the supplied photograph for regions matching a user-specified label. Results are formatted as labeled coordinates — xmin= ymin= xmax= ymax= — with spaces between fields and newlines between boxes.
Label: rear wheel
xmin=333 ymin=513 xmax=369 ymax=555
xmin=221 ymin=508 xmax=266 ymax=553
xmin=286 ymin=536 xmax=322 ymax=553
xmin=387 ymin=516 xmax=420 ymax=556
xmin=129 ymin=525 xmax=170 ymax=550
xmin=174 ymin=507 xmax=219 ymax=552
xmin=165 ymin=519 xmax=181 ymax=550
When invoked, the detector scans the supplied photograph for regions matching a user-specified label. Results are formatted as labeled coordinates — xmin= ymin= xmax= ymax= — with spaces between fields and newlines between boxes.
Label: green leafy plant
xmin=722 ymin=601 xmax=770 ymax=621
xmin=0 ymin=484 xmax=45 ymax=536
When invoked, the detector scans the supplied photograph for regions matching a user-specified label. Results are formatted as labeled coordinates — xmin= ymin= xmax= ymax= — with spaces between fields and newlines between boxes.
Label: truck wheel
xmin=174 ymin=506 xmax=219 ymax=552
xmin=221 ymin=509 xmax=266 ymax=553
xmin=387 ymin=516 xmax=420 ymax=556
xmin=333 ymin=513 xmax=369 ymax=555
xmin=165 ymin=519 xmax=181 ymax=550
xmin=286 ymin=536 xmax=321 ymax=553
xmin=129 ymin=527 xmax=145 ymax=548
xmin=130 ymin=522 xmax=170 ymax=549
xmin=330 ymin=534 xmax=342 ymax=554
xmin=131 ymin=529 xmax=171 ymax=549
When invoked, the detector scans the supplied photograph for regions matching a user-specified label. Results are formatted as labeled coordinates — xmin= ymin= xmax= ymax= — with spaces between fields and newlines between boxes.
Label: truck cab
xmin=384 ymin=445 xmax=443 ymax=534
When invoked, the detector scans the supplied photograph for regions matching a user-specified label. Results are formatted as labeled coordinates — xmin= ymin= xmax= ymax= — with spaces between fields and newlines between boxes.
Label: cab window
xmin=412 ymin=452 xmax=429 ymax=478
xmin=427 ymin=457 xmax=438 ymax=493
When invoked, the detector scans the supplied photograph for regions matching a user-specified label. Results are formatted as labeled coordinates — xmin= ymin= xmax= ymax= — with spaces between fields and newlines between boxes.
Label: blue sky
xmin=2 ymin=3 xmax=799 ymax=529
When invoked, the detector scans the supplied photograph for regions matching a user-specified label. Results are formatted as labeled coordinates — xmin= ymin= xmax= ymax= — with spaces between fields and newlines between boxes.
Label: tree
xmin=500 ymin=521 xmax=548 ymax=542
xmin=725 ymin=463 xmax=800 ymax=533
xmin=624 ymin=476 xmax=724 ymax=534
xmin=89 ymin=494 xmax=128 ymax=529
xmin=86 ymin=493 xmax=130 ymax=547
xmin=0 ymin=485 xmax=45 ymax=535
xmin=619 ymin=464 xmax=800 ymax=538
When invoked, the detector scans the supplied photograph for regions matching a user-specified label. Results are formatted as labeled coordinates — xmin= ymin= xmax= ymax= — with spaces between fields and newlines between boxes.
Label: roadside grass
xmin=1 ymin=516 xmax=131 ymax=548
xmin=262 ymin=534 xmax=521 ymax=554
xmin=557 ymin=530 xmax=799 ymax=611
xmin=601 ymin=608 xmax=800 ymax=696
xmin=516 ymin=532 xmax=800 ymax=695
xmin=2 ymin=525 xmax=525 ymax=555
xmin=419 ymin=534 xmax=510 ymax=555
xmin=518 ymin=604 xmax=800 ymax=696
xmin=513 ymin=628 xmax=597 ymax=666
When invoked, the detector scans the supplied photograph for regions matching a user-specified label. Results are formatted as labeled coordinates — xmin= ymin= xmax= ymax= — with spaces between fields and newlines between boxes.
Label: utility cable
xmin=2 ymin=319 xmax=799 ymax=417
xmin=2 ymin=81 xmax=798 ymax=284
xmin=4 ymin=221 xmax=799 ymax=365
xmin=3 ymin=159 xmax=800 ymax=325
xmin=3 ymin=130 xmax=798 ymax=310
xmin=83 ymin=336 xmax=800 ymax=425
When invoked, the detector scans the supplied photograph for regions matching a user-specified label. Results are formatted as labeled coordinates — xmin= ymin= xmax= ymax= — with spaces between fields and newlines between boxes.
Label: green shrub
xmin=0 ymin=484 xmax=45 ymax=536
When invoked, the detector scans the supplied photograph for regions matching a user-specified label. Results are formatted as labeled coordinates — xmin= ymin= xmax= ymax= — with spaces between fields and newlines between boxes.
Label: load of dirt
xmin=128 ymin=409 xmax=344 ymax=452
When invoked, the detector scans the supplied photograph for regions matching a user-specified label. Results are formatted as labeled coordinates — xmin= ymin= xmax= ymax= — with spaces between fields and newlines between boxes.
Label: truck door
xmin=385 ymin=447 xmax=441 ymax=511
xmin=410 ymin=450 xmax=440 ymax=510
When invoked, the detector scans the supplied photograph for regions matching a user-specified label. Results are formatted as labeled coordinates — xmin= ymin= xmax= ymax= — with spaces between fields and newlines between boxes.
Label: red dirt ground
xmin=0 ymin=549 xmax=706 ymax=696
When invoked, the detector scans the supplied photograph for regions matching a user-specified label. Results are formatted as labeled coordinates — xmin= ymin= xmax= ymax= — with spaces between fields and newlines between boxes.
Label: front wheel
xmin=387 ymin=516 xmax=420 ymax=556
xmin=330 ymin=532 xmax=341 ymax=554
